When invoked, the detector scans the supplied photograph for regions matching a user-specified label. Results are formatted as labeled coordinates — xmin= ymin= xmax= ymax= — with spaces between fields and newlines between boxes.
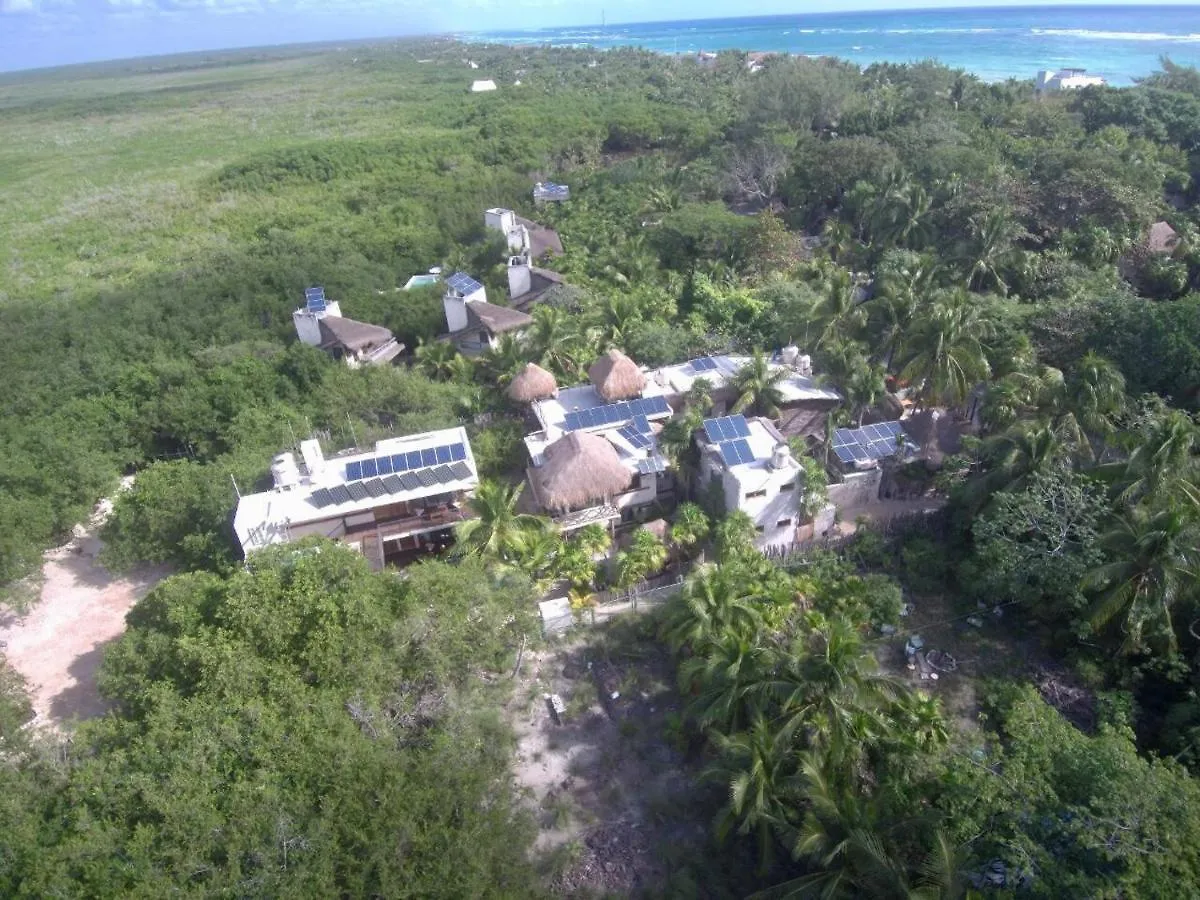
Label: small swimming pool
xmin=403 ymin=274 xmax=440 ymax=290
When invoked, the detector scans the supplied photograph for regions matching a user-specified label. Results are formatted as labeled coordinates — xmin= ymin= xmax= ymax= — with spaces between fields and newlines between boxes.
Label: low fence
xmin=762 ymin=507 xmax=952 ymax=570
xmin=540 ymin=573 xmax=685 ymax=634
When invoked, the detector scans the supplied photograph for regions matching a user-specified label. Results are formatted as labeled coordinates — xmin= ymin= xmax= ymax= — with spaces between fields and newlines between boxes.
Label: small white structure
xmin=1036 ymin=68 xmax=1106 ymax=94
xmin=698 ymin=414 xmax=808 ymax=549
xmin=533 ymin=181 xmax=569 ymax=204
xmin=484 ymin=208 xmax=566 ymax=308
xmin=234 ymin=427 xmax=480 ymax=570
xmin=442 ymin=271 xmax=533 ymax=354
xmin=292 ymin=286 xmax=401 ymax=368
xmin=470 ymin=79 xmax=497 ymax=93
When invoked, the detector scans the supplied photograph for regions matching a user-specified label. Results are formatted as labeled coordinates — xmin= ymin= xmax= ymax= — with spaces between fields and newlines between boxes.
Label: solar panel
xmin=642 ymin=396 xmax=671 ymax=416
xmin=345 ymin=461 xmax=364 ymax=481
xmin=382 ymin=475 xmax=404 ymax=493
xmin=305 ymin=286 xmax=327 ymax=313
xmin=329 ymin=485 xmax=352 ymax=506
xmin=728 ymin=415 xmax=751 ymax=438
xmin=391 ymin=453 xmax=409 ymax=472
xmin=435 ymin=445 xmax=452 ymax=464
xmin=449 ymin=443 xmax=466 ymax=462
xmin=563 ymin=412 xmax=582 ymax=431
xmin=702 ymin=419 xmax=722 ymax=443
xmin=361 ymin=458 xmax=379 ymax=479
xmin=415 ymin=448 xmax=433 ymax=467
xmin=691 ymin=356 xmax=718 ymax=373
xmin=446 ymin=272 xmax=483 ymax=296
xmin=632 ymin=414 xmax=651 ymax=435
xmin=364 ymin=478 xmax=387 ymax=498
xmin=718 ymin=439 xmax=755 ymax=466
xmin=449 ymin=461 xmax=473 ymax=481
xmin=310 ymin=488 xmax=333 ymax=508
xmin=416 ymin=469 xmax=437 ymax=488
xmin=618 ymin=425 xmax=652 ymax=450
xmin=346 ymin=482 xmax=368 ymax=502
xmin=637 ymin=458 xmax=665 ymax=475
xmin=431 ymin=465 xmax=456 ymax=485
xmin=376 ymin=455 xmax=394 ymax=476
xmin=405 ymin=451 xmax=423 ymax=470
xmin=399 ymin=473 xmax=421 ymax=491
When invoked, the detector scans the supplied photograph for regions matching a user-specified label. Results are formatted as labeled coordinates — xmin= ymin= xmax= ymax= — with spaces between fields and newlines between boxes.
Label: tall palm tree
xmin=970 ymin=422 xmax=1067 ymax=507
xmin=872 ymin=252 xmax=937 ymax=370
xmin=1069 ymin=352 xmax=1126 ymax=451
xmin=1083 ymin=509 xmax=1200 ymax=655
xmin=733 ymin=349 xmax=790 ymax=419
xmin=616 ymin=528 xmax=668 ymax=590
xmin=709 ymin=718 xmax=802 ymax=873
xmin=454 ymin=480 xmax=550 ymax=563
xmin=680 ymin=633 xmax=769 ymax=734
xmin=413 ymin=340 xmax=459 ymax=381
xmin=898 ymin=290 xmax=992 ymax=410
xmin=1105 ymin=409 xmax=1199 ymax=507
xmin=962 ymin=209 xmax=1027 ymax=295
xmin=814 ymin=269 xmax=869 ymax=349
xmin=527 ymin=305 xmax=577 ymax=379
xmin=481 ymin=333 xmax=529 ymax=385
xmin=670 ymin=502 xmax=711 ymax=561
xmin=662 ymin=563 xmax=765 ymax=653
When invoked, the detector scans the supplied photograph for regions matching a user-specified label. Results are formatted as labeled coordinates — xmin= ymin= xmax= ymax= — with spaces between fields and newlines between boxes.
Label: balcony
xmin=345 ymin=504 xmax=468 ymax=541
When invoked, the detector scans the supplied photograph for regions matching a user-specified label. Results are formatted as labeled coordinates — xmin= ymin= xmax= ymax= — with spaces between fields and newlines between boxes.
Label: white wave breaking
xmin=1031 ymin=28 xmax=1200 ymax=42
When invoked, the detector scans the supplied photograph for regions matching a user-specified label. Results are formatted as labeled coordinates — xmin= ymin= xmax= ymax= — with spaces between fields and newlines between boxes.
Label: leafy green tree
xmin=898 ymin=290 xmax=992 ymax=409
xmin=670 ymin=502 xmax=711 ymax=560
xmin=615 ymin=527 xmax=668 ymax=590
xmin=733 ymin=349 xmax=790 ymax=419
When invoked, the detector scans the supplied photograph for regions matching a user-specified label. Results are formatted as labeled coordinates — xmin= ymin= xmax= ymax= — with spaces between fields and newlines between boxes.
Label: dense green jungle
xmin=2 ymin=38 xmax=1200 ymax=897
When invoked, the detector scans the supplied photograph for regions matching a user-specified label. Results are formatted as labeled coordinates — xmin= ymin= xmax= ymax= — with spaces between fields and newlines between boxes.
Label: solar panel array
xmin=305 ymin=286 xmax=327 ymax=313
xmin=703 ymin=415 xmax=752 ymax=443
xmin=344 ymin=442 xmax=467 ymax=482
xmin=832 ymin=421 xmax=910 ymax=465
xmin=690 ymin=357 xmax=719 ymax=373
xmin=446 ymin=272 xmax=483 ymax=296
xmin=562 ymin=396 xmax=671 ymax=432
xmin=636 ymin=457 xmax=666 ymax=476
xmin=718 ymin=439 xmax=756 ymax=467
xmin=617 ymin=424 xmax=653 ymax=451
xmin=309 ymin=458 xmax=473 ymax=510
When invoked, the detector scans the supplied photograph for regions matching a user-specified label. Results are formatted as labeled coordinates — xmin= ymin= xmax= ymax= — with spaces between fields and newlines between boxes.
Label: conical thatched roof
xmin=533 ymin=431 xmax=632 ymax=512
xmin=588 ymin=348 xmax=646 ymax=402
xmin=507 ymin=362 xmax=558 ymax=402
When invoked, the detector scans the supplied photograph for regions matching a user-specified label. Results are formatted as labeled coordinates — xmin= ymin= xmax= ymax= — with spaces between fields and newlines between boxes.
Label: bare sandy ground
xmin=0 ymin=486 xmax=170 ymax=730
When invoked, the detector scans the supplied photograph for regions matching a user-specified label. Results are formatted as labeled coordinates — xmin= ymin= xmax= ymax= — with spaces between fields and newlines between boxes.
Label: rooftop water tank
xmin=271 ymin=452 xmax=301 ymax=491
xmin=770 ymin=442 xmax=793 ymax=471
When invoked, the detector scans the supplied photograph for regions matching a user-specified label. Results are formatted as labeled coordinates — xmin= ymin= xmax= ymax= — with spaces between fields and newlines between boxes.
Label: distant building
xmin=697 ymin=414 xmax=811 ymax=549
xmin=521 ymin=350 xmax=675 ymax=531
xmin=533 ymin=181 xmax=569 ymax=204
xmin=642 ymin=348 xmax=842 ymax=439
xmin=484 ymin=208 xmax=566 ymax=310
xmin=470 ymin=79 xmax=497 ymax=93
xmin=292 ymin=287 xmax=402 ymax=368
xmin=745 ymin=52 xmax=774 ymax=73
xmin=233 ymin=428 xmax=479 ymax=570
xmin=441 ymin=272 xmax=533 ymax=355
xmin=1035 ymin=68 xmax=1106 ymax=94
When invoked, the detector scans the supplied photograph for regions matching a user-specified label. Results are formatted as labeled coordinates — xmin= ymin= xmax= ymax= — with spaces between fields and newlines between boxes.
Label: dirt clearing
xmin=0 ymin=487 xmax=170 ymax=730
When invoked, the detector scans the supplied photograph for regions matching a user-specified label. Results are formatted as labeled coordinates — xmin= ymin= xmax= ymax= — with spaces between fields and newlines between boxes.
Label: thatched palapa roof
xmin=533 ymin=431 xmax=632 ymax=512
xmin=588 ymin=348 xmax=646 ymax=402
xmin=466 ymin=301 xmax=533 ymax=335
xmin=507 ymin=363 xmax=558 ymax=402
xmin=318 ymin=316 xmax=396 ymax=352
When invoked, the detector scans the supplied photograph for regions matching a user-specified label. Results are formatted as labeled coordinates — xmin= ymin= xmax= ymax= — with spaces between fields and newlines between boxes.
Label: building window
xmin=745 ymin=489 xmax=767 ymax=500
xmin=777 ymin=518 xmax=793 ymax=529
xmin=755 ymin=525 xmax=765 ymax=534
xmin=779 ymin=482 xmax=795 ymax=492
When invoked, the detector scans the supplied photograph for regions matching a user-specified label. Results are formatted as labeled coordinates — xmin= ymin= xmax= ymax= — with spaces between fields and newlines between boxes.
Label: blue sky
xmin=0 ymin=1 xmax=1195 ymax=73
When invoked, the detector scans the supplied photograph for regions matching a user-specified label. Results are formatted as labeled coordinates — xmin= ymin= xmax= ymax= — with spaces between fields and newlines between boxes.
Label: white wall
xmin=508 ymin=259 xmax=531 ymax=299
xmin=443 ymin=293 xmax=469 ymax=333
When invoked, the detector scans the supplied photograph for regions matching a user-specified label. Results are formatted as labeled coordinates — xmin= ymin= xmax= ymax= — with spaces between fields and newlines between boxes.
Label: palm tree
xmin=510 ymin=527 xmax=561 ymax=593
xmin=962 ymin=209 xmax=1027 ymax=295
xmin=413 ymin=340 xmax=459 ymax=380
xmin=670 ymin=502 xmax=711 ymax=561
xmin=733 ymin=349 xmax=790 ymax=419
xmin=616 ymin=528 xmax=668 ymax=590
xmin=814 ymin=269 xmax=869 ymax=349
xmin=680 ymin=633 xmax=769 ymax=734
xmin=662 ymin=563 xmax=765 ymax=653
xmin=872 ymin=252 xmax=937 ymax=370
xmin=454 ymin=480 xmax=550 ymax=563
xmin=970 ymin=422 xmax=1067 ymax=507
xmin=822 ymin=218 xmax=857 ymax=265
xmin=591 ymin=292 xmax=643 ymax=348
xmin=1069 ymin=352 xmax=1126 ymax=451
xmin=709 ymin=718 xmax=802 ymax=873
xmin=573 ymin=522 xmax=611 ymax=558
xmin=555 ymin=543 xmax=597 ymax=590
xmin=1105 ymin=409 xmax=1199 ymax=507
xmin=898 ymin=290 xmax=992 ymax=410
xmin=527 ymin=305 xmax=577 ymax=379
xmin=481 ymin=333 xmax=528 ymax=385
xmin=1083 ymin=509 xmax=1200 ymax=655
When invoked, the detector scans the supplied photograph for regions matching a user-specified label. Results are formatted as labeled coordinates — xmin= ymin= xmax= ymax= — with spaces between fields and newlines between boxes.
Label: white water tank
xmin=781 ymin=344 xmax=800 ymax=366
xmin=299 ymin=439 xmax=324 ymax=477
xmin=271 ymin=452 xmax=301 ymax=490
xmin=770 ymin=442 xmax=793 ymax=471
xmin=796 ymin=354 xmax=813 ymax=378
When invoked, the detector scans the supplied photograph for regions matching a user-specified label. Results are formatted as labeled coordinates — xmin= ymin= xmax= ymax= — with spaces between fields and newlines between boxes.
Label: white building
xmin=533 ymin=181 xmax=569 ymax=204
xmin=233 ymin=427 xmax=479 ymax=570
xmin=1036 ymin=68 xmax=1106 ymax=93
xmin=522 ymin=357 xmax=675 ymax=531
xmin=470 ymin=79 xmax=497 ymax=93
xmin=441 ymin=272 xmax=533 ymax=354
xmin=642 ymin=349 xmax=841 ymax=439
xmin=292 ymin=286 xmax=402 ymax=368
xmin=697 ymin=414 xmax=812 ymax=549
xmin=484 ymin=208 xmax=565 ymax=309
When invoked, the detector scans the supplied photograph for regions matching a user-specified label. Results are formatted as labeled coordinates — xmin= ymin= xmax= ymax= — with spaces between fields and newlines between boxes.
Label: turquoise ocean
xmin=468 ymin=5 xmax=1200 ymax=85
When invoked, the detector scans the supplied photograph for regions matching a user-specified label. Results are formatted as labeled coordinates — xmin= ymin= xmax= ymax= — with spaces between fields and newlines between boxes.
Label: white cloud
xmin=1 ymin=0 xmax=39 ymax=13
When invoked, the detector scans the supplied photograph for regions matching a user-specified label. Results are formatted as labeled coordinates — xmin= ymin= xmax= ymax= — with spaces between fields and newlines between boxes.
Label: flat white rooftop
xmin=642 ymin=354 xmax=840 ymax=405
xmin=701 ymin=415 xmax=799 ymax=492
xmin=234 ymin=426 xmax=477 ymax=554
